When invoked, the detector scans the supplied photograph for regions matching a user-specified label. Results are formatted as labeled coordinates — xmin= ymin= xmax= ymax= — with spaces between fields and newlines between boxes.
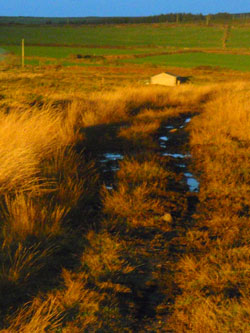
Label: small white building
xmin=150 ymin=72 xmax=182 ymax=86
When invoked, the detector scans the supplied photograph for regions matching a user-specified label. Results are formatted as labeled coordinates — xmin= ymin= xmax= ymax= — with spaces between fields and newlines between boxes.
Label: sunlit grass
xmin=168 ymin=81 xmax=250 ymax=332
xmin=0 ymin=61 xmax=249 ymax=331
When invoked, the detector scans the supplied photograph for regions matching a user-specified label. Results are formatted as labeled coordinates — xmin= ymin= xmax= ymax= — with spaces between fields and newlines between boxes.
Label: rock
xmin=162 ymin=213 xmax=173 ymax=223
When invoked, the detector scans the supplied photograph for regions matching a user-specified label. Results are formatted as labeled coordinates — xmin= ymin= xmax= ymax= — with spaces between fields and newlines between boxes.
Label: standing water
xmin=159 ymin=115 xmax=199 ymax=192
xmin=97 ymin=115 xmax=199 ymax=193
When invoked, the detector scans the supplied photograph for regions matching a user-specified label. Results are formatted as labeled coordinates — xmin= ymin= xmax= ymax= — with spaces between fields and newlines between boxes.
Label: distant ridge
xmin=0 ymin=13 xmax=249 ymax=25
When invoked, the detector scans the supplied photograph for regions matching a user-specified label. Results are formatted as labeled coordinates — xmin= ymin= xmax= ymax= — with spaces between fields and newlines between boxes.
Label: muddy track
xmin=82 ymin=111 xmax=199 ymax=331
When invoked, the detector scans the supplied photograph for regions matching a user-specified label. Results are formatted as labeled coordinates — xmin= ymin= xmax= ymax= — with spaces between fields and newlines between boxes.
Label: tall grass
xmin=0 ymin=94 xmax=95 ymax=329
xmin=168 ymin=82 xmax=250 ymax=332
xmin=0 ymin=69 xmax=249 ymax=331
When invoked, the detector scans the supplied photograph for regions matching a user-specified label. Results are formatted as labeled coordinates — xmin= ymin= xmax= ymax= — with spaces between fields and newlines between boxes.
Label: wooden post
xmin=22 ymin=39 xmax=24 ymax=68
xmin=176 ymin=14 xmax=179 ymax=24
xmin=206 ymin=15 xmax=211 ymax=26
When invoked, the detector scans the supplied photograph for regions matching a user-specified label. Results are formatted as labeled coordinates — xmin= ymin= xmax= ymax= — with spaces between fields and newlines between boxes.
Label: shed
xmin=150 ymin=72 xmax=182 ymax=86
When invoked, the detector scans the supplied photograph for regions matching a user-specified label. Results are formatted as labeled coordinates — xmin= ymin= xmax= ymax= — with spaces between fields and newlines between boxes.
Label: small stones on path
xmin=162 ymin=213 xmax=173 ymax=223
xmin=169 ymin=128 xmax=177 ymax=133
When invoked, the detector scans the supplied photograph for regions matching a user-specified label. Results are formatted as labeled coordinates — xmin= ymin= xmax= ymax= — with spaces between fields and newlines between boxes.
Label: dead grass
xmin=168 ymin=82 xmax=250 ymax=332
xmin=117 ymin=155 xmax=171 ymax=186
xmin=1 ymin=295 xmax=63 ymax=333
xmin=0 ymin=61 xmax=249 ymax=331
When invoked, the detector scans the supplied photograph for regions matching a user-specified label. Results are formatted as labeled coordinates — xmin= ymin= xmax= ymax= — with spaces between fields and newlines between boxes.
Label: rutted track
xmin=82 ymin=110 xmax=200 ymax=330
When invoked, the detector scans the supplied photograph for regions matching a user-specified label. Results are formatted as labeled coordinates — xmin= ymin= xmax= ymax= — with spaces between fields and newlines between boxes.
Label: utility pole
xmin=22 ymin=39 xmax=25 ymax=68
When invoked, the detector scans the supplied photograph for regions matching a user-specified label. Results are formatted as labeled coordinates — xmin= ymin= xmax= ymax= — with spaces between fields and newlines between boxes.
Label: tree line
xmin=0 ymin=12 xmax=249 ymax=25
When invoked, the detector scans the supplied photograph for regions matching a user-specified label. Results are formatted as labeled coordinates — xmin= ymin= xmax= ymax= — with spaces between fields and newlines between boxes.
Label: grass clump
xmin=117 ymin=155 xmax=171 ymax=187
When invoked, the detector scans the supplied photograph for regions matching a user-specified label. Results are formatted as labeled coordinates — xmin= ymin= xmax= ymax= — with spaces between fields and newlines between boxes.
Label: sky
xmin=1 ymin=0 xmax=250 ymax=17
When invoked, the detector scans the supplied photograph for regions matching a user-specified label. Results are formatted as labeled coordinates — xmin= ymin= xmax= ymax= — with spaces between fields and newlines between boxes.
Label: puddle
xmin=159 ymin=136 xmax=169 ymax=142
xmin=184 ymin=172 xmax=199 ymax=192
xmin=99 ymin=152 xmax=124 ymax=189
xmin=159 ymin=136 xmax=169 ymax=149
xmin=100 ymin=153 xmax=124 ymax=163
xmin=179 ymin=118 xmax=192 ymax=129
xmin=162 ymin=153 xmax=191 ymax=159
xmin=160 ymin=115 xmax=199 ymax=193
xmin=99 ymin=115 xmax=197 ymax=192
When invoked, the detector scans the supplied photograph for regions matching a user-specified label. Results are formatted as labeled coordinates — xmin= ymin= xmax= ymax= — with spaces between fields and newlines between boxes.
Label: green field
xmin=122 ymin=52 xmax=250 ymax=71
xmin=1 ymin=24 xmax=249 ymax=71
xmin=0 ymin=25 xmax=225 ymax=48
xmin=3 ymin=45 xmax=159 ymax=58
xmin=227 ymin=27 xmax=250 ymax=48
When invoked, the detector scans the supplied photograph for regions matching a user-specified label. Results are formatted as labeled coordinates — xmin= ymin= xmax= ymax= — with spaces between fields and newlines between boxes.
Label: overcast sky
xmin=1 ymin=0 xmax=250 ymax=17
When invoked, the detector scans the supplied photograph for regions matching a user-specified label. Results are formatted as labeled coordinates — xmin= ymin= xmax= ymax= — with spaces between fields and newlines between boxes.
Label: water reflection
xmin=159 ymin=136 xmax=169 ymax=141
xmin=162 ymin=153 xmax=191 ymax=158
xmin=184 ymin=172 xmax=199 ymax=192
xmin=160 ymin=115 xmax=199 ymax=192
xmin=100 ymin=153 xmax=124 ymax=163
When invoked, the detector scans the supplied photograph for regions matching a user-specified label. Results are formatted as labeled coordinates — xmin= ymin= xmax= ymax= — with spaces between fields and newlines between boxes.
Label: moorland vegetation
xmin=0 ymin=21 xmax=249 ymax=331
xmin=0 ymin=58 xmax=248 ymax=332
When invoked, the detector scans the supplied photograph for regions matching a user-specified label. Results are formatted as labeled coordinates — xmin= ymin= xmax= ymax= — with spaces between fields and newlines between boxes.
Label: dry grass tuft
xmin=117 ymin=155 xmax=170 ymax=186
xmin=1 ymin=295 xmax=63 ymax=333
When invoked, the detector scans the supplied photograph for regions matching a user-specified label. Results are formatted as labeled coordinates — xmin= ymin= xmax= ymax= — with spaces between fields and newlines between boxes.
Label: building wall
xmin=150 ymin=74 xmax=177 ymax=86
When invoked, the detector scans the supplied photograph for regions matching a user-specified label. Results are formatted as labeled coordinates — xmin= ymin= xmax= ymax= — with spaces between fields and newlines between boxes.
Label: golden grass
xmin=0 ymin=243 xmax=54 ymax=285
xmin=168 ymin=82 xmax=250 ymax=332
xmin=118 ymin=119 xmax=160 ymax=148
xmin=0 ymin=61 xmax=249 ymax=331
xmin=1 ymin=295 xmax=63 ymax=333
xmin=117 ymin=155 xmax=171 ymax=186
xmin=2 ymin=194 xmax=69 ymax=244
xmin=0 ymin=107 xmax=80 ymax=194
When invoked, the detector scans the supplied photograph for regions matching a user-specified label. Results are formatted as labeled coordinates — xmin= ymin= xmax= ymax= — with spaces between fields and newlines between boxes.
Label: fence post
xmin=22 ymin=39 xmax=24 ymax=68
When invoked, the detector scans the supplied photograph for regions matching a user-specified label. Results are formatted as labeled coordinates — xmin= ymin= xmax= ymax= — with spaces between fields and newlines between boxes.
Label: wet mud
xmin=81 ymin=111 xmax=200 ymax=330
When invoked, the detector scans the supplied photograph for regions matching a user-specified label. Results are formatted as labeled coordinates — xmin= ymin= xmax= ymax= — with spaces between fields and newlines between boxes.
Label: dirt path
xmin=81 ymin=110 xmax=200 ymax=331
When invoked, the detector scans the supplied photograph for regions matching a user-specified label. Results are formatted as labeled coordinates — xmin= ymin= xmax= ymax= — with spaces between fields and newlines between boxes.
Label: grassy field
xmin=4 ymin=47 xmax=250 ymax=71
xmin=123 ymin=52 xmax=250 ymax=71
xmin=4 ymin=45 xmax=158 ymax=58
xmin=227 ymin=26 xmax=250 ymax=48
xmin=1 ymin=23 xmax=249 ymax=72
xmin=0 ymin=25 xmax=226 ymax=48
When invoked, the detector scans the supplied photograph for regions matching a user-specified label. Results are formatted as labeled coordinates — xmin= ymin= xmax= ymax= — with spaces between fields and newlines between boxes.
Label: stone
xmin=162 ymin=213 xmax=173 ymax=223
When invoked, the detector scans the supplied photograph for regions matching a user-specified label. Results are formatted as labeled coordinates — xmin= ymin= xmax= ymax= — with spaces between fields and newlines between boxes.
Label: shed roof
xmin=151 ymin=72 xmax=180 ymax=78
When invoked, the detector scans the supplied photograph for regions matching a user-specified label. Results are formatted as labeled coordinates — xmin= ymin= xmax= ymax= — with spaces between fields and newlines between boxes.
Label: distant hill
xmin=0 ymin=13 xmax=250 ymax=25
